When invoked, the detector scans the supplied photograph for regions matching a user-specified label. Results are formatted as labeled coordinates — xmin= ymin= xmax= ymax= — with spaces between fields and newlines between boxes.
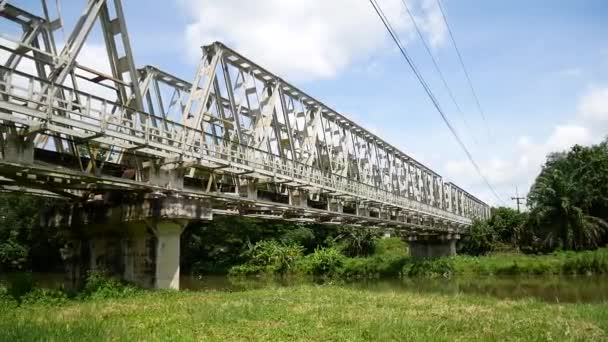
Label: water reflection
xmin=4 ymin=273 xmax=607 ymax=304
xmin=181 ymin=275 xmax=608 ymax=304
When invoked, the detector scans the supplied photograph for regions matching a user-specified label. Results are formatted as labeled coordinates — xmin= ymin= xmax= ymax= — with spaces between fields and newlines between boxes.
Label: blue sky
xmin=12 ymin=0 xmax=608 ymax=207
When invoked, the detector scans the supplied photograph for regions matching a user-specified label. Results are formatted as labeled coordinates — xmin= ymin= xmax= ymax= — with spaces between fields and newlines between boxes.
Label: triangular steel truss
xmin=0 ymin=0 xmax=490 ymax=229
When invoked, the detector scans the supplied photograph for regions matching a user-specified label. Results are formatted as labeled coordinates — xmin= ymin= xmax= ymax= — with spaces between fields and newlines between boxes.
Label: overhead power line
xmin=399 ymin=0 xmax=480 ymax=149
xmin=435 ymin=0 xmax=492 ymax=141
xmin=368 ymin=0 xmax=505 ymax=205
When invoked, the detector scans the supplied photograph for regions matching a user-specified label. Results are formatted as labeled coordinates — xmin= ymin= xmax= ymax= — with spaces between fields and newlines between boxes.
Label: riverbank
xmin=1 ymin=285 xmax=606 ymax=340
xmin=227 ymin=238 xmax=608 ymax=279
xmin=436 ymin=247 xmax=608 ymax=276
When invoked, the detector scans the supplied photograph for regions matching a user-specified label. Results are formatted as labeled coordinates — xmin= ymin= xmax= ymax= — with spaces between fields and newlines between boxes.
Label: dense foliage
xmin=522 ymin=139 xmax=608 ymax=252
xmin=0 ymin=195 xmax=63 ymax=272
xmin=459 ymin=207 xmax=526 ymax=255
xmin=461 ymin=138 xmax=608 ymax=255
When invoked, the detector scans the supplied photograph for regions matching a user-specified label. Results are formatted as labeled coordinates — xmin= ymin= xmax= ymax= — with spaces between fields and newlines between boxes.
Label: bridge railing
xmin=0 ymin=67 xmax=472 ymax=225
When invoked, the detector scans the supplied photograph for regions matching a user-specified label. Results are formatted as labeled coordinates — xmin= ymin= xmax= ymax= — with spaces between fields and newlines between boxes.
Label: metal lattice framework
xmin=0 ymin=0 xmax=489 ymax=235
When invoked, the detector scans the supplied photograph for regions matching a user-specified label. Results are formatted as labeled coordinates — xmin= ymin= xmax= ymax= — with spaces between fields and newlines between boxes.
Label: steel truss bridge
xmin=0 ymin=0 xmax=489 ymax=237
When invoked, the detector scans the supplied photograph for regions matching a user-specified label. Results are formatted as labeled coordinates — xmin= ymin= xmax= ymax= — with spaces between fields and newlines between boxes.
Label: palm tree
xmin=527 ymin=165 xmax=608 ymax=250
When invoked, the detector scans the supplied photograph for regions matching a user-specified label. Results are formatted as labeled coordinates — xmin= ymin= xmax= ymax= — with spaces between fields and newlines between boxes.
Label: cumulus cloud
xmin=179 ymin=0 xmax=446 ymax=81
xmin=443 ymin=86 xmax=608 ymax=207
xmin=577 ymin=86 xmax=608 ymax=122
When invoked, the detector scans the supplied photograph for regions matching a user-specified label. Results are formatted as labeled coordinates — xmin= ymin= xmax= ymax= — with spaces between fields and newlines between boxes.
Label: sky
xmin=8 ymin=0 xmax=608 ymax=207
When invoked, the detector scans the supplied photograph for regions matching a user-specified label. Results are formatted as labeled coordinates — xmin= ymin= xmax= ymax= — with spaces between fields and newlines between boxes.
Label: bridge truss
xmin=0 ymin=0 xmax=489 ymax=236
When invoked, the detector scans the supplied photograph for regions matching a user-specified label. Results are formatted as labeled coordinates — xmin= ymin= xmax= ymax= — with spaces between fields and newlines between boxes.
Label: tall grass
xmin=408 ymin=247 xmax=608 ymax=277
xmin=228 ymin=239 xmax=608 ymax=279
xmin=0 ymin=285 xmax=606 ymax=340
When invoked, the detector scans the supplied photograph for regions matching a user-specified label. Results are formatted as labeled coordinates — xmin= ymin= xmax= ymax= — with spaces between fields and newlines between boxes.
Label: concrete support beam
xmin=237 ymin=179 xmax=258 ymax=200
xmin=3 ymin=133 xmax=35 ymax=164
xmin=356 ymin=202 xmax=369 ymax=217
xmin=328 ymin=197 xmax=343 ymax=213
xmin=145 ymin=164 xmax=184 ymax=190
xmin=288 ymin=189 xmax=308 ymax=208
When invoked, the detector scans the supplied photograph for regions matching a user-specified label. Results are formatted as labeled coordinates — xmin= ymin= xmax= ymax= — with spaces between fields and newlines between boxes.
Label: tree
xmin=523 ymin=140 xmax=608 ymax=251
xmin=0 ymin=194 xmax=62 ymax=271
xmin=459 ymin=219 xmax=497 ymax=255
xmin=489 ymin=207 xmax=526 ymax=246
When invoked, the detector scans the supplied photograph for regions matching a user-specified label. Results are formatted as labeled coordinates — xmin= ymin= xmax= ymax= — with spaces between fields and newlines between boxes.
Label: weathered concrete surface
xmin=53 ymin=194 xmax=211 ymax=290
xmin=409 ymin=236 xmax=458 ymax=258
xmin=152 ymin=220 xmax=183 ymax=289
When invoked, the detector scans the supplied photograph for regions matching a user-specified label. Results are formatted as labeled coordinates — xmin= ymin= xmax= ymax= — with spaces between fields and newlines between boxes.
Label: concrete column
xmin=152 ymin=220 xmax=184 ymax=290
xmin=328 ymin=198 xmax=343 ymax=213
xmin=289 ymin=189 xmax=308 ymax=208
xmin=123 ymin=232 xmax=155 ymax=288
xmin=409 ymin=238 xmax=457 ymax=258
xmin=356 ymin=202 xmax=369 ymax=217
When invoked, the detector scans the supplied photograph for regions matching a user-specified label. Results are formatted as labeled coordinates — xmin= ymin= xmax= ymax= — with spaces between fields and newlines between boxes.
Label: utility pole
xmin=511 ymin=187 xmax=525 ymax=213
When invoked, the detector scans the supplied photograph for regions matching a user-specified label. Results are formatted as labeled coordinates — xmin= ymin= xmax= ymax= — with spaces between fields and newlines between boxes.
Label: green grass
xmin=450 ymin=248 xmax=608 ymax=276
xmin=1 ymin=285 xmax=606 ymax=341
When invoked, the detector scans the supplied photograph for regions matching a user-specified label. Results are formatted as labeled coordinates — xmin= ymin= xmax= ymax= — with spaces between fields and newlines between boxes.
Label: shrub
xmin=402 ymin=258 xmax=454 ymax=278
xmin=280 ymin=227 xmax=315 ymax=247
xmin=20 ymin=288 xmax=69 ymax=306
xmin=228 ymin=264 xmax=265 ymax=277
xmin=459 ymin=220 xmax=497 ymax=256
xmin=334 ymin=228 xmax=379 ymax=257
xmin=81 ymin=271 xmax=138 ymax=299
xmin=297 ymin=247 xmax=345 ymax=277
xmin=562 ymin=249 xmax=608 ymax=275
xmin=5 ymin=272 xmax=34 ymax=303
xmin=228 ymin=240 xmax=304 ymax=276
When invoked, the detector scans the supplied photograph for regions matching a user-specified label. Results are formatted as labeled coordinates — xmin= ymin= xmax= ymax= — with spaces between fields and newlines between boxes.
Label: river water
xmin=181 ymin=275 xmax=608 ymax=304
xmin=4 ymin=273 xmax=608 ymax=304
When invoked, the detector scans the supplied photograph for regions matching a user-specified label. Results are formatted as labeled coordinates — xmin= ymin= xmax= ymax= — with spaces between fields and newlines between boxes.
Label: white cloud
xmin=419 ymin=0 xmax=447 ymax=49
xmin=179 ymin=0 xmax=446 ymax=81
xmin=443 ymin=86 xmax=607 ymax=207
xmin=577 ymin=86 xmax=608 ymax=122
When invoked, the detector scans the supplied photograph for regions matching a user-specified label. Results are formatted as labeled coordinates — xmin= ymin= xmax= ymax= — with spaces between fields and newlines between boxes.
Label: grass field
xmin=1 ymin=285 xmax=607 ymax=341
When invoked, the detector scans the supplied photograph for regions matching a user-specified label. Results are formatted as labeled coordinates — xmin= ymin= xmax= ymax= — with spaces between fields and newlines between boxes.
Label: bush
xmin=280 ymin=227 xmax=315 ymax=248
xmin=228 ymin=240 xmax=304 ymax=276
xmin=374 ymin=237 xmax=408 ymax=256
xmin=81 ymin=271 xmax=138 ymax=299
xmin=334 ymin=228 xmax=379 ymax=257
xmin=0 ymin=286 xmax=18 ymax=311
xmin=402 ymin=258 xmax=454 ymax=278
xmin=562 ymin=249 xmax=608 ymax=275
xmin=297 ymin=247 xmax=345 ymax=277
xmin=20 ymin=288 xmax=69 ymax=306
xmin=340 ymin=238 xmax=409 ymax=279
xmin=5 ymin=272 xmax=34 ymax=303
xmin=228 ymin=264 xmax=265 ymax=277
xmin=459 ymin=220 xmax=497 ymax=256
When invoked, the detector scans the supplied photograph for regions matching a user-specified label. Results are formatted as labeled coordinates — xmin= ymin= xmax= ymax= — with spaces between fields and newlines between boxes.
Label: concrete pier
xmin=408 ymin=234 xmax=459 ymax=258
xmin=52 ymin=194 xmax=211 ymax=290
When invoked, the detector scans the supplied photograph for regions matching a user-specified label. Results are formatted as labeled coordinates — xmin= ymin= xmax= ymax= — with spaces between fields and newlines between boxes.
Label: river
xmin=4 ymin=273 xmax=608 ymax=304
xmin=181 ymin=275 xmax=608 ymax=304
